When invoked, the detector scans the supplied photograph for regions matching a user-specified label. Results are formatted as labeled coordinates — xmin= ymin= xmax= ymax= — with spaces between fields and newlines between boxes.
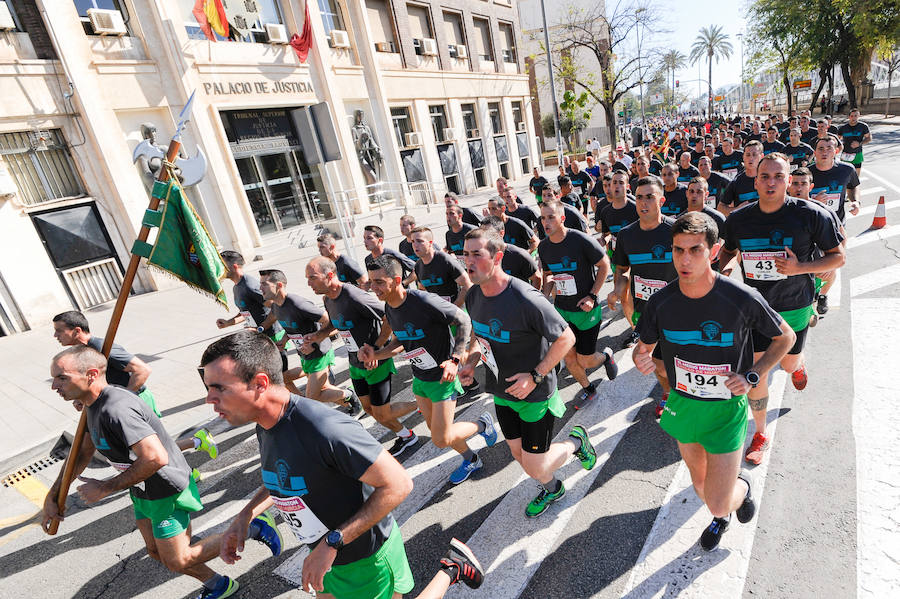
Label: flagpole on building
xmin=47 ymin=95 xmax=195 ymax=535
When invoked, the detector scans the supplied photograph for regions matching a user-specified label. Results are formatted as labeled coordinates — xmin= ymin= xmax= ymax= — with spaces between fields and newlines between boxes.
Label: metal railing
xmin=333 ymin=180 xmax=448 ymax=218
xmin=61 ymin=258 xmax=123 ymax=310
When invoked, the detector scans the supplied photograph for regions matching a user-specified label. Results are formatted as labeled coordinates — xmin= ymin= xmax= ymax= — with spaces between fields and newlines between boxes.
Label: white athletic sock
xmin=398 ymin=427 xmax=413 ymax=438
xmin=192 ymin=437 xmax=201 ymax=450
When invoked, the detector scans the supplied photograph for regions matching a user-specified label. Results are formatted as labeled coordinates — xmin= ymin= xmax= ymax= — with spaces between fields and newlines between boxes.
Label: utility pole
xmin=540 ymin=0 xmax=564 ymax=166
xmin=636 ymin=8 xmax=647 ymax=127
xmin=737 ymin=32 xmax=744 ymax=114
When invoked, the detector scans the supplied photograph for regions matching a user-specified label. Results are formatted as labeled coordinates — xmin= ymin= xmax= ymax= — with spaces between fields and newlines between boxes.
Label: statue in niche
xmin=132 ymin=122 xmax=207 ymax=192
xmin=351 ymin=109 xmax=383 ymax=186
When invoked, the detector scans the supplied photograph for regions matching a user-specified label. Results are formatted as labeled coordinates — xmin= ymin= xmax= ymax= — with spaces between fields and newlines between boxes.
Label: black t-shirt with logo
xmin=445 ymin=223 xmax=476 ymax=256
xmin=563 ymin=203 xmax=589 ymax=233
xmin=808 ymin=162 xmax=860 ymax=222
xmin=385 ymin=289 xmax=458 ymax=382
xmin=502 ymin=244 xmax=538 ymax=282
xmin=530 ymin=176 xmax=549 ymax=195
xmin=335 ymin=255 xmax=365 ymax=286
xmin=721 ymin=172 xmax=758 ymax=208
xmin=762 ymin=140 xmax=786 ymax=155
xmin=598 ymin=199 xmax=639 ymax=237
xmin=612 ymin=218 xmax=678 ymax=313
xmin=365 ymin=248 xmax=416 ymax=278
xmin=502 ymin=215 xmax=536 ymax=250
xmin=713 ymin=150 xmax=743 ymax=179
xmin=837 ymin=122 xmax=870 ymax=155
xmin=415 ymin=251 xmax=466 ymax=303
xmin=509 ymin=204 xmax=541 ymax=235
xmin=274 ymin=293 xmax=331 ymax=359
xmin=538 ymin=230 xmax=606 ymax=311
xmin=704 ymin=172 xmax=731 ymax=208
xmin=784 ymin=142 xmax=814 ymax=168
xmin=570 ymin=171 xmax=593 ymax=198
xmin=323 ymin=283 xmax=387 ymax=369
xmin=662 ymin=184 xmax=689 ymax=217
xmin=398 ymin=239 xmax=418 ymax=263
xmin=232 ymin=274 xmax=280 ymax=336
xmin=678 ymin=165 xmax=700 ymax=183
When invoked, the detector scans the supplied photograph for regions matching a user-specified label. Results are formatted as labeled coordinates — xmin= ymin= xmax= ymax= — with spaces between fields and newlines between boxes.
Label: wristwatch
xmin=530 ymin=369 xmax=545 ymax=385
xmin=587 ymin=293 xmax=598 ymax=303
xmin=450 ymin=355 xmax=461 ymax=365
xmin=325 ymin=529 xmax=344 ymax=550
xmin=744 ymin=371 xmax=761 ymax=388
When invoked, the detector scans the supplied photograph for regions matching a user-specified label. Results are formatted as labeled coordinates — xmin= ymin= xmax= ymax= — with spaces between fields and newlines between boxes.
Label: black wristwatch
xmin=530 ymin=369 xmax=545 ymax=385
xmin=450 ymin=355 xmax=461 ymax=365
xmin=744 ymin=371 xmax=760 ymax=388
xmin=588 ymin=293 xmax=598 ymax=303
xmin=325 ymin=529 xmax=344 ymax=550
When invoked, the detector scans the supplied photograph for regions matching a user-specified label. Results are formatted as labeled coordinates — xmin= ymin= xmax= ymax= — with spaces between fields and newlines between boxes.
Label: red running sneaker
xmin=791 ymin=365 xmax=808 ymax=390
xmin=744 ymin=432 xmax=770 ymax=465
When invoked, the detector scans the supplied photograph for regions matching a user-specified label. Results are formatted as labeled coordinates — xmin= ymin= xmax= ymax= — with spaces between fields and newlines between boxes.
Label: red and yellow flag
xmin=193 ymin=0 xmax=228 ymax=41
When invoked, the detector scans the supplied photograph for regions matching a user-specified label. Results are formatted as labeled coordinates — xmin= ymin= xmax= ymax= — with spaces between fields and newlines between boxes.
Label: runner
xmin=629 ymin=155 xmax=652 ymax=193
xmin=660 ymin=163 xmax=689 ymax=217
xmin=597 ymin=169 xmax=640 ymax=291
xmin=697 ymin=156 xmax=730 ymax=209
xmin=559 ymin=176 xmax=583 ymax=210
xmin=486 ymin=197 xmax=538 ymax=253
xmin=538 ymin=199 xmax=618 ymax=410
xmin=783 ymin=128 xmax=814 ymax=170
xmin=808 ymin=134 xmax=861 ymax=225
xmin=317 ymin=232 xmax=368 ymax=288
xmin=363 ymin=225 xmax=416 ymax=288
xmin=569 ymin=160 xmax=594 ymax=215
xmin=632 ymin=211 xmax=795 ymax=551
xmin=719 ymin=140 xmax=762 ymax=217
xmin=529 ymin=166 xmax=549 ymax=204
xmin=398 ymin=214 xmax=419 ymax=263
xmin=44 ymin=345 xmax=280 ymax=599
xmin=502 ymin=186 xmax=542 ymax=238
xmin=719 ymin=153 xmax=845 ymax=465
xmin=790 ymin=166 xmax=848 ymax=318
xmin=203 ymin=331 xmax=415 ymax=599
xmin=411 ymin=227 xmax=472 ymax=308
xmin=798 ymin=115 xmax=817 ymax=146
xmin=479 ymin=216 xmax=543 ymax=289
xmin=609 ymin=176 xmax=678 ymax=416
xmin=677 ymin=152 xmax=700 ymax=183
xmin=589 ymin=162 xmax=611 ymax=212
xmin=762 ymin=127 xmax=786 ymax=155
xmin=686 ymin=176 xmax=726 ymax=272
xmin=712 ymin=137 xmax=744 ymax=180
xmin=540 ymin=187 xmax=589 ymax=233
xmin=444 ymin=204 xmax=477 ymax=260
xmin=257 ymin=269 xmax=361 ymax=414
xmin=368 ymin=255 xmax=497 ymax=484
xmin=52 ymin=311 xmax=217 ymax=460
xmin=305 ymin=256 xmax=420 ymax=456
xmin=460 ymin=228 xmax=599 ymax=518
xmin=445 ymin=192 xmax=481 ymax=227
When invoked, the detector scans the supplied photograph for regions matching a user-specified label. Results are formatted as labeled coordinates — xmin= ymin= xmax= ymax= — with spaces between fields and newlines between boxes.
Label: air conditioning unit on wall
xmin=374 ymin=41 xmax=393 ymax=53
xmin=420 ymin=38 xmax=438 ymax=56
xmin=405 ymin=132 xmax=423 ymax=147
xmin=467 ymin=128 xmax=480 ymax=139
xmin=265 ymin=23 xmax=289 ymax=44
xmin=517 ymin=122 xmax=526 ymax=132
xmin=442 ymin=128 xmax=456 ymax=141
xmin=330 ymin=29 xmax=351 ymax=48
xmin=87 ymin=8 xmax=127 ymax=36
xmin=455 ymin=45 xmax=468 ymax=59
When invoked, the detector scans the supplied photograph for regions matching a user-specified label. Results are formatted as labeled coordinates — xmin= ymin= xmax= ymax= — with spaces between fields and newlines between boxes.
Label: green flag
xmin=133 ymin=179 xmax=228 ymax=308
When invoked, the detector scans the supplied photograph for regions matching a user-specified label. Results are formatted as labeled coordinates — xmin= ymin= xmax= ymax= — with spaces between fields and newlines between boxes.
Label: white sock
xmin=398 ymin=427 xmax=413 ymax=438
xmin=193 ymin=437 xmax=201 ymax=449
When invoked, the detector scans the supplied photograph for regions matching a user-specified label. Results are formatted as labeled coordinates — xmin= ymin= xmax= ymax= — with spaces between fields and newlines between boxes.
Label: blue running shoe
xmin=477 ymin=412 xmax=498 ymax=447
xmin=197 ymin=577 xmax=239 ymax=598
xmin=251 ymin=510 xmax=283 ymax=557
xmin=449 ymin=455 xmax=483 ymax=484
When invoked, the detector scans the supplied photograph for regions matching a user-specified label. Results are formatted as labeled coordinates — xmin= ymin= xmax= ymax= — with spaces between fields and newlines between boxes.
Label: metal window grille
xmin=0 ymin=130 xmax=85 ymax=206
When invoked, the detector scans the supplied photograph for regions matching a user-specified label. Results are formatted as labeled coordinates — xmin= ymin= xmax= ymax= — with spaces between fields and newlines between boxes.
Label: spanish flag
xmin=193 ymin=0 xmax=229 ymax=41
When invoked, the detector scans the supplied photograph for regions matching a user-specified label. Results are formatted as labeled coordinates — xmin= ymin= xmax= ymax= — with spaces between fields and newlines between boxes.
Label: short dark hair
xmin=558 ymin=175 xmax=571 ymax=186
xmin=369 ymin=255 xmax=403 ymax=278
xmin=200 ymin=329 xmax=284 ymax=385
xmin=672 ymin=211 xmax=718 ymax=248
xmin=220 ymin=250 xmax=245 ymax=267
xmin=744 ymin=139 xmax=764 ymax=152
xmin=792 ymin=166 xmax=812 ymax=178
xmin=316 ymin=232 xmax=336 ymax=245
xmin=53 ymin=310 xmax=90 ymax=333
xmin=479 ymin=215 xmax=505 ymax=233
xmin=634 ymin=175 xmax=664 ymax=194
xmin=465 ymin=227 xmax=505 ymax=256
xmin=815 ymin=134 xmax=841 ymax=150
xmin=259 ymin=269 xmax=287 ymax=285
xmin=364 ymin=225 xmax=385 ymax=239
xmin=687 ymin=176 xmax=708 ymax=190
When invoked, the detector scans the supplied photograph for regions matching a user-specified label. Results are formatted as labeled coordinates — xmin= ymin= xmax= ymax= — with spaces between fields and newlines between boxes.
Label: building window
xmin=443 ymin=11 xmax=465 ymax=57
xmin=429 ymin=105 xmax=449 ymax=142
xmin=181 ymin=0 xmax=285 ymax=43
xmin=366 ymin=0 xmax=398 ymax=53
xmin=74 ymin=0 xmax=130 ymax=36
xmin=461 ymin=103 xmax=479 ymax=138
xmin=391 ymin=107 xmax=414 ymax=148
xmin=407 ymin=3 xmax=434 ymax=56
xmin=0 ymin=130 xmax=86 ymax=206
xmin=3 ymin=1 xmax=25 ymax=31
xmin=499 ymin=22 xmax=517 ymax=63
xmin=511 ymin=101 xmax=524 ymax=131
xmin=472 ymin=17 xmax=493 ymax=62
xmin=488 ymin=102 xmax=503 ymax=134
xmin=318 ymin=0 xmax=346 ymax=38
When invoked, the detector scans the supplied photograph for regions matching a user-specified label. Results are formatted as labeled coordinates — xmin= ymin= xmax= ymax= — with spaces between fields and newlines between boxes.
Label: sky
xmin=653 ymin=0 xmax=749 ymax=95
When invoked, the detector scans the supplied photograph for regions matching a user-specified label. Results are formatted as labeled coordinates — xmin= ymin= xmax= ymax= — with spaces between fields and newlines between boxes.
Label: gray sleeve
xmin=107 ymin=342 xmax=136 ymax=372
xmin=523 ymin=284 xmax=568 ymax=341
xmin=108 ymin=401 xmax=158 ymax=449
xmin=318 ymin=416 xmax=384 ymax=480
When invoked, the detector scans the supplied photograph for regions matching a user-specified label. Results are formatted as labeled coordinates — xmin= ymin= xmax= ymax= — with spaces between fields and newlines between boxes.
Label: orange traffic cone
xmin=871 ymin=196 xmax=887 ymax=229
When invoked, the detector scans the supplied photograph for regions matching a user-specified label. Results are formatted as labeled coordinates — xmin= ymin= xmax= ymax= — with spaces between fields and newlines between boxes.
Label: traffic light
xmin=676 ymin=80 xmax=679 ymax=88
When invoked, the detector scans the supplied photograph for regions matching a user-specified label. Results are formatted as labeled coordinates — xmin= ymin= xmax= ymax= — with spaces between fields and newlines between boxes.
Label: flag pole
xmin=47 ymin=95 xmax=194 ymax=535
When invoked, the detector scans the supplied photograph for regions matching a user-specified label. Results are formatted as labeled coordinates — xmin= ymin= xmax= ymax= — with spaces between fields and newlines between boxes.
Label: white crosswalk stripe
xmin=846 ymin=225 xmax=900 ymax=249
xmin=858 ymin=186 xmax=886 ymax=196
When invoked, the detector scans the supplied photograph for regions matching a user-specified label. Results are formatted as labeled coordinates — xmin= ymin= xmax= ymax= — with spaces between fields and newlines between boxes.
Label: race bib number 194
xmin=674 ymin=358 xmax=732 ymax=400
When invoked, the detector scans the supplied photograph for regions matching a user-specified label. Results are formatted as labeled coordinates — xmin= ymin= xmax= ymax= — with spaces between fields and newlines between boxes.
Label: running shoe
xmin=654 ymin=395 xmax=668 ymax=419
xmin=569 ymin=425 xmax=597 ymax=470
xmin=191 ymin=468 xmax=202 ymax=483
xmin=791 ymin=365 xmax=808 ymax=391
xmin=440 ymin=537 xmax=485 ymax=589
xmin=816 ymin=294 xmax=829 ymax=315
xmin=251 ymin=510 xmax=283 ymax=557
xmin=744 ymin=432 xmax=770 ymax=465
xmin=388 ymin=432 xmax=418 ymax=457
xmin=342 ymin=389 xmax=362 ymax=417
xmin=463 ymin=381 xmax=482 ymax=397
xmin=808 ymin=313 xmax=819 ymax=328
xmin=573 ymin=384 xmax=598 ymax=410
xmin=735 ymin=471 xmax=756 ymax=523
xmin=624 ymin=330 xmax=640 ymax=348
xmin=197 ymin=577 xmax=239 ymax=599
xmin=602 ymin=347 xmax=619 ymax=380
xmin=477 ymin=412 xmax=498 ymax=447
xmin=449 ymin=455 xmax=483 ymax=484
xmin=194 ymin=429 xmax=218 ymax=459
xmin=525 ymin=482 xmax=566 ymax=518
xmin=699 ymin=516 xmax=730 ymax=551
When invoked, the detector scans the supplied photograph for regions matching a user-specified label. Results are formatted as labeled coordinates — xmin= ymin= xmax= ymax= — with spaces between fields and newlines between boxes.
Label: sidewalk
xmin=0 ymin=172 xmax=542 ymax=474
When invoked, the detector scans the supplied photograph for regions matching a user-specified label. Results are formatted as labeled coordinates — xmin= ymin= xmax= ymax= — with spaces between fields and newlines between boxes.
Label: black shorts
xmin=351 ymin=374 xmax=392 ymax=406
xmin=569 ymin=320 xmax=602 ymax=356
xmin=752 ymin=325 xmax=808 ymax=355
xmin=494 ymin=403 xmax=555 ymax=454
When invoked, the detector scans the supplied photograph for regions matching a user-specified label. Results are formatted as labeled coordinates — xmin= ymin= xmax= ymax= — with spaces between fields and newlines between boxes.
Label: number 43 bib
xmin=741 ymin=250 xmax=787 ymax=281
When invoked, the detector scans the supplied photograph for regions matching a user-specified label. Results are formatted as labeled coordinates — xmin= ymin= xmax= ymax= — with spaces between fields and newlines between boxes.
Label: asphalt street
xmin=1 ymin=125 xmax=898 ymax=599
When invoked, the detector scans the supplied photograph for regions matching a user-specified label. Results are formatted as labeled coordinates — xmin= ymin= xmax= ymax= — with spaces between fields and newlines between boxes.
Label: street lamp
xmin=539 ymin=0 xmax=564 ymax=166
xmin=635 ymin=8 xmax=647 ymax=128
xmin=736 ymin=32 xmax=744 ymax=114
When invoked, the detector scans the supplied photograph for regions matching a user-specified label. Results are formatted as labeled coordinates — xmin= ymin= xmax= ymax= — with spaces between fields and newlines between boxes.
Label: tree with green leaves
xmin=560 ymin=90 xmax=591 ymax=150
xmin=747 ymin=0 xmax=807 ymax=114
xmin=690 ymin=25 xmax=733 ymax=117
xmin=661 ymin=50 xmax=687 ymax=110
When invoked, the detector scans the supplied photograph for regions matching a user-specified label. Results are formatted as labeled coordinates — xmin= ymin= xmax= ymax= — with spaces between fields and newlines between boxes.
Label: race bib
xmin=338 ymin=329 xmax=359 ymax=352
xmin=476 ymin=336 xmax=499 ymax=378
xmin=109 ymin=461 xmax=144 ymax=492
xmin=402 ymin=346 xmax=438 ymax=370
xmin=823 ymin=192 xmax=842 ymax=210
xmin=553 ymin=274 xmax=577 ymax=296
xmin=239 ymin=310 xmax=257 ymax=329
xmin=633 ymin=275 xmax=666 ymax=301
xmin=705 ymin=196 xmax=717 ymax=209
xmin=271 ymin=495 xmax=328 ymax=544
xmin=741 ymin=250 xmax=787 ymax=281
xmin=840 ymin=152 xmax=857 ymax=162
xmin=674 ymin=358 xmax=732 ymax=399
xmin=723 ymin=168 xmax=737 ymax=180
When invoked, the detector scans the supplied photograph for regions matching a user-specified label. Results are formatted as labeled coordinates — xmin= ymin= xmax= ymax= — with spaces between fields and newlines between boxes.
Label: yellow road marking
xmin=9 ymin=472 xmax=50 ymax=508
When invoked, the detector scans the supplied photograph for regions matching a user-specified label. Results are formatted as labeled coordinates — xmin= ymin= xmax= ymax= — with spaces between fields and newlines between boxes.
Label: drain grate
xmin=2 ymin=455 xmax=62 ymax=488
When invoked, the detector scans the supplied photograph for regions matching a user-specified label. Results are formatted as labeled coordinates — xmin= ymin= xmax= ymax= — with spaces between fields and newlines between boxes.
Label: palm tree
xmin=662 ymin=50 xmax=687 ymax=111
xmin=690 ymin=26 xmax=733 ymax=117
